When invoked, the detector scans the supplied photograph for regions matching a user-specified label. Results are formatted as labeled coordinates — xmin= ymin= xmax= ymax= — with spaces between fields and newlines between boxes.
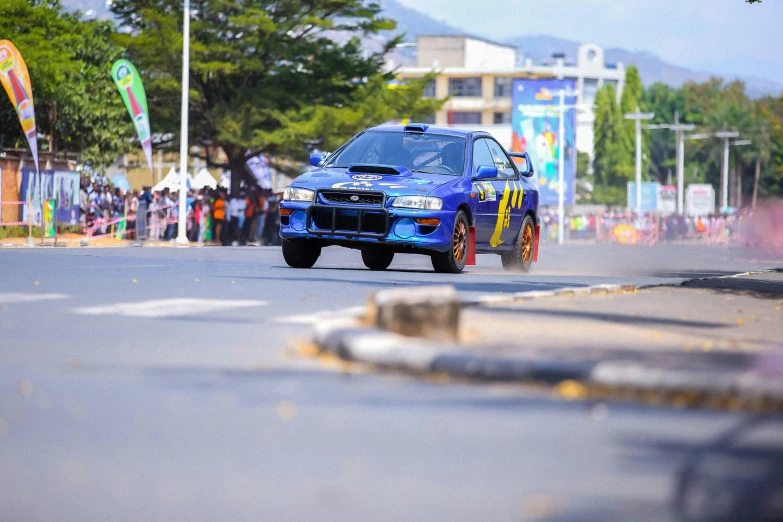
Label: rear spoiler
xmin=508 ymin=152 xmax=534 ymax=176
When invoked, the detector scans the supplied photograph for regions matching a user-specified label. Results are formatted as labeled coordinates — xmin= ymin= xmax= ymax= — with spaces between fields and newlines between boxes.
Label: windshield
xmin=325 ymin=131 xmax=466 ymax=176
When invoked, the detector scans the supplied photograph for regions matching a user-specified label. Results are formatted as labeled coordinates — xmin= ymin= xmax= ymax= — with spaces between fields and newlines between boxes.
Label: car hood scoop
xmin=347 ymin=164 xmax=412 ymax=176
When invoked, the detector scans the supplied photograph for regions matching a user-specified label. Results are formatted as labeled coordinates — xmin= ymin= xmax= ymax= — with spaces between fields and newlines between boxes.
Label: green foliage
xmin=0 ymin=225 xmax=40 ymax=239
xmin=594 ymin=72 xmax=782 ymax=206
xmin=0 ymin=0 xmax=134 ymax=172
xmin=618 ymin=65 xmax=649 ymax=180
xmin=576 ymin=150 xmax=589 ymax=176
xmin=112 ymin=0 xmax=445 ymax=192
xmin=592 ymin=82 xmax=629 ymax=204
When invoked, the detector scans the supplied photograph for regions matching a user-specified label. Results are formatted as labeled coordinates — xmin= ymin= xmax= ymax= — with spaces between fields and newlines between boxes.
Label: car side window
xmin=472 ymin=138 xmax=496 ymax=175
xmin=485 ymin=139 xmax=517 ymax=179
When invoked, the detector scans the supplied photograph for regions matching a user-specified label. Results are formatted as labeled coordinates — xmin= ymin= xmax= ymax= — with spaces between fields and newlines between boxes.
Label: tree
xmin=644 ymin=82 xmax=687 ymax=184
xmin=0 ymin=0 xmax=134 ymax=172
xmin=111 ymin=0 xmax=443 ymax=193
xmin=618 ymin=65 xmax=649 ymax=182
xmin=591 ymin=82 xmax=626 ymax=204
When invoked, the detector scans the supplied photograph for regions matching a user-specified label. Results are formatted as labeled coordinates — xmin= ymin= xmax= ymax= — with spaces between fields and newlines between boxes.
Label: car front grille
xmin=319 ymin=190 xmax=385 ymax=206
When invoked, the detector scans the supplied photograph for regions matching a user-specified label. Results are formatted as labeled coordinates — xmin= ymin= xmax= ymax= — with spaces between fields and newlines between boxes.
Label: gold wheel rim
xmin=453 ymin=220 xmax=467 ymax=262
xmin=522 ymin=223 xmax=533 ymax=263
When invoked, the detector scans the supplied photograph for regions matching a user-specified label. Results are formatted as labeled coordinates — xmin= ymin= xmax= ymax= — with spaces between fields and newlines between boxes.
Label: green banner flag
xmin=111 ymin=59 xmax=154 ymax=175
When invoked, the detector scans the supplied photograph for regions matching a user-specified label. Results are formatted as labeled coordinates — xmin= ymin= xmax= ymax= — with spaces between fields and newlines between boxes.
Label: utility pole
xmin=624 ymin=107 xmax=654 ymax=214
xmin=752 ymin=158 xmax=761 ymax=208
xmin=648 ymin=113 xmax=695 ymax=214
xmin=715 ymin=129 xmax=739 ymax=211
xmin=176 ymin=0 xmax=191 ymax=245
xmin=731 ymin=139 xmax=752 ymax=209
xmin=670 ymin=112 xmax=694 ymax=214
xmin=558 ymin=90 xmax=565 ymax=245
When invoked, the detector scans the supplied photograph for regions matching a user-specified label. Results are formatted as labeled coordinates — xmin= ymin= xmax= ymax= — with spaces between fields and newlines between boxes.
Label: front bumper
xmin=279 ymin=201 xmax=455 ymax=252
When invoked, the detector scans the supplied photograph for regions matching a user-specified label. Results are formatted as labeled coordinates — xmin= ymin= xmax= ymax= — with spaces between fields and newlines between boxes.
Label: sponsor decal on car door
xmin=471 ymin=138 xmax=499 ymax=247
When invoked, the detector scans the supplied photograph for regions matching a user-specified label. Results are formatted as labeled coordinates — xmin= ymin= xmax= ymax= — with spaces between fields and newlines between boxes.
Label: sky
xmin=396 ymin=0 xmax=783 ymax=84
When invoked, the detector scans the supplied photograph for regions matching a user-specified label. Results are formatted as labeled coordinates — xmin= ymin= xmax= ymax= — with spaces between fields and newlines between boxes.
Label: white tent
xmin=153 ymin=168 xmax=193 ymax=193
xmin=192 ymin=168 xmax=218 ymax=190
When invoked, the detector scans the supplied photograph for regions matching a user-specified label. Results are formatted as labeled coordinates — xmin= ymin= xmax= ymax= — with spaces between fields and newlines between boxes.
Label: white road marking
xmin=0 ymin=293 xmax=68 ymax=304
xmin=273 ymin=306 xmax=365 ymax=324
xmin=73 ymin=298 xmax=267 ymax=317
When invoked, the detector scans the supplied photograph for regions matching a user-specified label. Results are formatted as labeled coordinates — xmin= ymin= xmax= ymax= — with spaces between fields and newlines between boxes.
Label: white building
xmin=392 ymin=35 xmax=625 ymax=156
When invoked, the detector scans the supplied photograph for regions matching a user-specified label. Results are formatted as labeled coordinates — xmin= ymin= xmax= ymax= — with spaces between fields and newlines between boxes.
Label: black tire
xmin=282 ymin=238 xmax=321 ymax=268
xmin=431 ymin=210 xmax=469 ymax=274
xmin=361 ymin=248 xmax=394 ymax=270
xmin=501 ymin=214 xmax=535 ymax=272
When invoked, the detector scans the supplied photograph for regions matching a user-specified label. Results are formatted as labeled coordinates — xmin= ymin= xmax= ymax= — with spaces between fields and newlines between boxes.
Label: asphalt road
xmin=1 ymin=242 xmax=781 ymax=521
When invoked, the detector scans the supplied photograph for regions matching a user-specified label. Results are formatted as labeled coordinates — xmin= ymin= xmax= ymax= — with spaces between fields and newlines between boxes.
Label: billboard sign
xmin=511 ymin=79 xmax=576 ymax=206
xmin=627 ymin=182 xmax=660 ymax=213
xmin=686 ymin=184 xmax=715 ymax=217
xmin=43 ymin=199 xmax=55 ymax=237
xmin=20 ymin=168 xmax=80 ymax=224
xmin=659 ymin=185 xmax=677 ymax=216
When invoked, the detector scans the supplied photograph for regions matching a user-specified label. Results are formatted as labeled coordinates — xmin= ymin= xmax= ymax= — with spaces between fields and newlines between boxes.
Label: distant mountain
xmin=381 ymin=0 xmax=459 ymax=39
xmin=388 ymin=0 xmax=783 ymax=98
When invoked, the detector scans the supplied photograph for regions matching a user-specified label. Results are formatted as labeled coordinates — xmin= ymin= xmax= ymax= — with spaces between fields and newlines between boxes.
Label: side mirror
xmin=309 ymin=153 xmax=326 ymax=167
xmin=510 ymin=152 xmax=534 ymax=177
xmin=472 ymin=165 xmax=498 ymax=180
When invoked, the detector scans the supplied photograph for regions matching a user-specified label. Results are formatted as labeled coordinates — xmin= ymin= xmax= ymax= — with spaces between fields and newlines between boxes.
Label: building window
xmin=448 ymin=77 xmax=482 ymax=97
xmin=423 ymin=81 xmax=436 ymax=98
xmin=583 ymin=78 xmax=599 ymax=104
xmin=604 ymin=79 xmax=618 ymax=90
xmin=450 ymin=112 xmax=482 ymax=124
xmin=494 ymin=77 xmax=513 ymax=98
xmin=493 ymin=112 xmax=511 ymax=124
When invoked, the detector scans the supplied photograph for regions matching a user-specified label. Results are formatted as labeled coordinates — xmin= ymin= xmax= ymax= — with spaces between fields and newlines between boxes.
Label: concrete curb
xmin=312 ymin=321 xmax=783 ymax=408
xmin=462 ymin=282 xmax=637 ymax=307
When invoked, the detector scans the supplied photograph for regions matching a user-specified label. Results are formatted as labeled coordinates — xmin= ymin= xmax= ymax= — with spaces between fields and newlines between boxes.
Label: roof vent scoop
xmin=404 ymin=124 xmax=428 ymax=133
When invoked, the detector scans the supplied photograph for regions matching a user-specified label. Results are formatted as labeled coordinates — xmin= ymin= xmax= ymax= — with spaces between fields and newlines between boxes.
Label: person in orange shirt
xmin=212 ymin=189 xmax=227 ymax=245
xmin=241 ymin=187 xmax=259 ymax=245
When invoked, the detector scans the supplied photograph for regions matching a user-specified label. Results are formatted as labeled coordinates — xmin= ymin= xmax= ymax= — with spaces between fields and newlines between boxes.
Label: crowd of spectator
xmin=79 ymin=176 xmax=281 ymax=245
xmin=537 ymin=207 xmax=759 ymax=246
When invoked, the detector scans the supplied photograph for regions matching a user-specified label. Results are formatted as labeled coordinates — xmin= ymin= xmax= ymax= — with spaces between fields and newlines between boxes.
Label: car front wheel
xmin=282 ymin=238 xmax=321 ymax=268
xmin=431 ymin=210 xmax=469 ymax=274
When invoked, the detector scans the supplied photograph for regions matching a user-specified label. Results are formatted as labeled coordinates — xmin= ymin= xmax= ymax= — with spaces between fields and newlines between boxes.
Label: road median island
xmin=310 ymin=271 xmax=783 ymax=412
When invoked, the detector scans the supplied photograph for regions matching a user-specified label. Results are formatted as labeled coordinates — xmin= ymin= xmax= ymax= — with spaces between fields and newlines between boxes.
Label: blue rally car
xmin=279 ymin=124 xmax=540 ymax=273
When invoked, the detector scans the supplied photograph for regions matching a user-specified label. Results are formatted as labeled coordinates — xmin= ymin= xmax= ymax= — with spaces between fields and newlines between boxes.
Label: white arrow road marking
xmin=73 ymin=298 xmax=267 ymax=317
xmin=0 ymin=293 xmax=68 ymax=304
xmin=273 ymin=306 xmax=365 ymax=324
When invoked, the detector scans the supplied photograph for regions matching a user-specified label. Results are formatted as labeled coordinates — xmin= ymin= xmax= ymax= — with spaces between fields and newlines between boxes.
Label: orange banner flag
xmin=0 ymin=40 xmax=39 ymax=172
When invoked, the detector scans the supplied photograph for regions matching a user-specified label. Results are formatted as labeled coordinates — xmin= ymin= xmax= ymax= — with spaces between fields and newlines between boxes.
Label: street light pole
xmin=730 ymin=139 xmax=752 ymax=209
xmin=176 ymin=0 xmax=191 ymax=245
xmin=624 ymin=107 xmax=654 ymax=215
xmin=715 ymin=129 xmax=739 ymax=212
xmin=558 ymin=90 xmax=565 ymax=245
xmin=555 ymin=88 xmax=582 ymax=245
xmin=669 ymin=112 xmax=695 ymax=214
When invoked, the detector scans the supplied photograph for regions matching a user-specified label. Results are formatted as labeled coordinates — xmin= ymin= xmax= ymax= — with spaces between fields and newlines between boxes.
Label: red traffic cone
xmin=467 ymin=226 xmax=476 ymax=266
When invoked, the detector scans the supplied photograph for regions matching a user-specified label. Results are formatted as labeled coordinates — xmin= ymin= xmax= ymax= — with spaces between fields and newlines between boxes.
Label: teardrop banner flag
xmin=112 ymin=59 xmax=154 ymax=174
xmin=0 ymin=40 xmax=39 ymax=172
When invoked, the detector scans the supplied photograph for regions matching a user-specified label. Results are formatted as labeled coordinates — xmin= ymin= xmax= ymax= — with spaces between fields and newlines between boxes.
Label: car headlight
xmin=283 ymin=187 xmax=315 ymax=202
xmin=392 ymin=196 xmax=443 ymax=210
